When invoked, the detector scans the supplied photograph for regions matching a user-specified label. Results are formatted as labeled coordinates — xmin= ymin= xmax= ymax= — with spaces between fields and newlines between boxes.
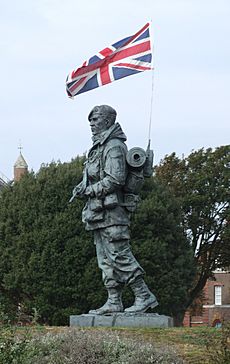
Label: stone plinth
xmin=70 ymin=313 xmax=173 ymax=328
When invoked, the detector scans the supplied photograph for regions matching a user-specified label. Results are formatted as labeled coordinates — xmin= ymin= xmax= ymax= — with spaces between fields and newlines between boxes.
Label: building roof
xmin=0 ymin=177 xmax=7 ymax=191
xmin=14 ymin=152 xmax=28 ymax=169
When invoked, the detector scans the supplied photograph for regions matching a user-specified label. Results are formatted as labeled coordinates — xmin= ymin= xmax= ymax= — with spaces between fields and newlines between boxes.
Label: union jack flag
xmin=66 ymin=23 xmax=152 ymax=98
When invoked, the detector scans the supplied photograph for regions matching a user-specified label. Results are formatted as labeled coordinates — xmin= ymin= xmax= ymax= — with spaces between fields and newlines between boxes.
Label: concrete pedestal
xmin=70 ymin=313 xmax=173 ymax=328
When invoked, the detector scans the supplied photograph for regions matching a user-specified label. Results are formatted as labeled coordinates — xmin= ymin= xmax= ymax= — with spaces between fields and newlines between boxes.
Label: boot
xmin=88 ymin=287 xmax=124 ymax=315
xmin=125 ymin=277 xmax=158 ymax=313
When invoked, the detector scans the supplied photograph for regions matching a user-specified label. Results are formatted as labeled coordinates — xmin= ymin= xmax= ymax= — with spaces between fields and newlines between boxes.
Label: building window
xmin=214 ymin=286 xmax=222 ymax=305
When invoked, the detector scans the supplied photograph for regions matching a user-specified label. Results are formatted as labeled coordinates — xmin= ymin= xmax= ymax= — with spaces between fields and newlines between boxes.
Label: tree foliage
xmin=130 ymin=178 xmax=195 ymax=324
xmin=0 ymin=157 xmax=102 ymax=325
xmin=0 ymin=157 xmax=195 ymax=325
xmin=155 ymin=145 xmax=230 ymax=308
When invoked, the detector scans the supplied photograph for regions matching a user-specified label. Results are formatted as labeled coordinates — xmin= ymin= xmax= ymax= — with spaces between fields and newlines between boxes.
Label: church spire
xmin=14 ymin=143 xmax=28 ymax=181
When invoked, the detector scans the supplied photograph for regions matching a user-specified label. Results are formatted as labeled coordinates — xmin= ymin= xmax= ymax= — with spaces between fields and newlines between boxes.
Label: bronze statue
xmin=71 ymin=105 xmax=158 ymax=314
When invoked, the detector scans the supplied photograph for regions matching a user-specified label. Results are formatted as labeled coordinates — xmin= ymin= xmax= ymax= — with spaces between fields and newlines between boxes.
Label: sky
xmin=0 ymin=0 xmax=229 ymax=180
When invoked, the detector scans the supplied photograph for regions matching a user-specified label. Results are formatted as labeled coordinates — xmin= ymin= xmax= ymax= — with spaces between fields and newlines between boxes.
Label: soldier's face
xmin=89 ymin=113 xmax=107 ymax=136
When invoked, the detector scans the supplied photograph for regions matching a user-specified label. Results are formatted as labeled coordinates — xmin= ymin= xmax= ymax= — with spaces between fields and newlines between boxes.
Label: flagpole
xmin=148 ymin=66 xmax=155 ymax=144
xmin=148 ymin=20 xmax=154 ymax=146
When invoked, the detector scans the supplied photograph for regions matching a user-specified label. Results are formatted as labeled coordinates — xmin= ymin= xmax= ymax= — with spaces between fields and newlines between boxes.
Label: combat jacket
xmin=81 ymin=123 xmax=130 ymax=231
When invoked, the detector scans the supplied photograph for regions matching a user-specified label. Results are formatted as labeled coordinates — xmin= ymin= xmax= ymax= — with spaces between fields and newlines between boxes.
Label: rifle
xmin=69 ymin=168 xmax=88 ymax=203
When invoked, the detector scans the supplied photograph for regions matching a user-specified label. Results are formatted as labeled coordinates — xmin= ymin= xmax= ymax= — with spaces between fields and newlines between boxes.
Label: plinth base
xmin=70 ymin=313 xmax=173 ymax=328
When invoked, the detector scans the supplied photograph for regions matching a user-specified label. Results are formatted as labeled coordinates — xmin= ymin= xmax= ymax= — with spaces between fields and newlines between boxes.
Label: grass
xmin=48 ymin=325 xmax=230 ymax=364
xmin=123 ymin=327 xmax=210 ymax=361
xmin=119 ymin=326 xmax=213 ymax=363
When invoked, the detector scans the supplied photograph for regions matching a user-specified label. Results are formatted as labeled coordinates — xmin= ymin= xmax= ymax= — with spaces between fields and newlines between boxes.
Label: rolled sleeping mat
xmin=126 ymin=147 xmax=146 ymax=169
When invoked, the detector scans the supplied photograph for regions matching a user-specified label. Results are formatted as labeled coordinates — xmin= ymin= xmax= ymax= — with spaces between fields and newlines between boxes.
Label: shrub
xmin=0 ymin=326 xmax=184 ymax=364
xmin=23 ymin=328 xmax=184 ymax=364
xmin=0 ymin=324 xmax=31 ymax=364
xmin=205 ymin=322 xmax=230 ymax=364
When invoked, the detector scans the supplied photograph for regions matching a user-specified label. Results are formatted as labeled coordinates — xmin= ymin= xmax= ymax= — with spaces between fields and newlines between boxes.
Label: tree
xmin=130 ymin=177 xmax=195 ymax=325
xmin=154 ymin=146 xmax=230 ymax=309
xmin=0 ymin=157 xmax=103 ymax=324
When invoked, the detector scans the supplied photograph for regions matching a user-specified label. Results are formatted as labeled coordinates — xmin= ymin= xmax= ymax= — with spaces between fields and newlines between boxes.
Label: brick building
xmin=14 ymin=151 xmax=28 ymax=181
xmin=0 ymin=149 xmax=28 ymax=189
xmin=183 ymin=270 xmax=230 ymax=327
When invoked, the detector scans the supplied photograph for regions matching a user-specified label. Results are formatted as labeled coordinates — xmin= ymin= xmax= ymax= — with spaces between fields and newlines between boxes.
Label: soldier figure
xmin=71 ymin=105 xmax=158 ymax=314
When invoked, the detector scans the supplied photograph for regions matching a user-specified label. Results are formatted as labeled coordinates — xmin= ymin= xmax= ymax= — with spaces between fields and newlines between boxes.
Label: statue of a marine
xmin=71 ymin=105 xmax=158 ymax=314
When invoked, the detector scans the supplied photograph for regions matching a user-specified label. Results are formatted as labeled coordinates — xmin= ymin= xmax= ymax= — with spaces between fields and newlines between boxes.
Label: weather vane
xmin=18 ymin=140 xmax=23 ymax=153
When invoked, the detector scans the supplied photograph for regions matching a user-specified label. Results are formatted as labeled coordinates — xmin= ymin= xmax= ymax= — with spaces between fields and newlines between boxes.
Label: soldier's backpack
xmin=123 ymin=142 xmax=154 ymax=212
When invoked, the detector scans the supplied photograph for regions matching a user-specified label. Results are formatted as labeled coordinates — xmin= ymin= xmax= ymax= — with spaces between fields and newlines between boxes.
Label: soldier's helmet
xmin=88 ymin=105 xmax=117 ymax=125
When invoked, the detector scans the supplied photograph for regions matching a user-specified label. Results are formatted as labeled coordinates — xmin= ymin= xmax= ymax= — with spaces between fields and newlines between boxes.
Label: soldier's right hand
xmin=74 ymin=181 xmax=86 ymax=196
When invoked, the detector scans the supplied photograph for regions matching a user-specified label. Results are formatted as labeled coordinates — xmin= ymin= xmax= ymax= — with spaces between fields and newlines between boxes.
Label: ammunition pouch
xmin=82 ymin=198 xmax=104 ymax=223
xmin=104 ymin=193 xmax=119 ymax=209
xmin=82 ymin=192 xmax=119 ymax=223
xmin=123 ymin=193 xmax=140 ymax=213
xmin=90 ymin=197 xmax=103 ymax=212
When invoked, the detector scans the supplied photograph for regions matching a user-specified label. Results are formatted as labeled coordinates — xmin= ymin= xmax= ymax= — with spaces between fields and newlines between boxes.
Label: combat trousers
xmin=94 ymin=225 xmax=144 ymax=289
